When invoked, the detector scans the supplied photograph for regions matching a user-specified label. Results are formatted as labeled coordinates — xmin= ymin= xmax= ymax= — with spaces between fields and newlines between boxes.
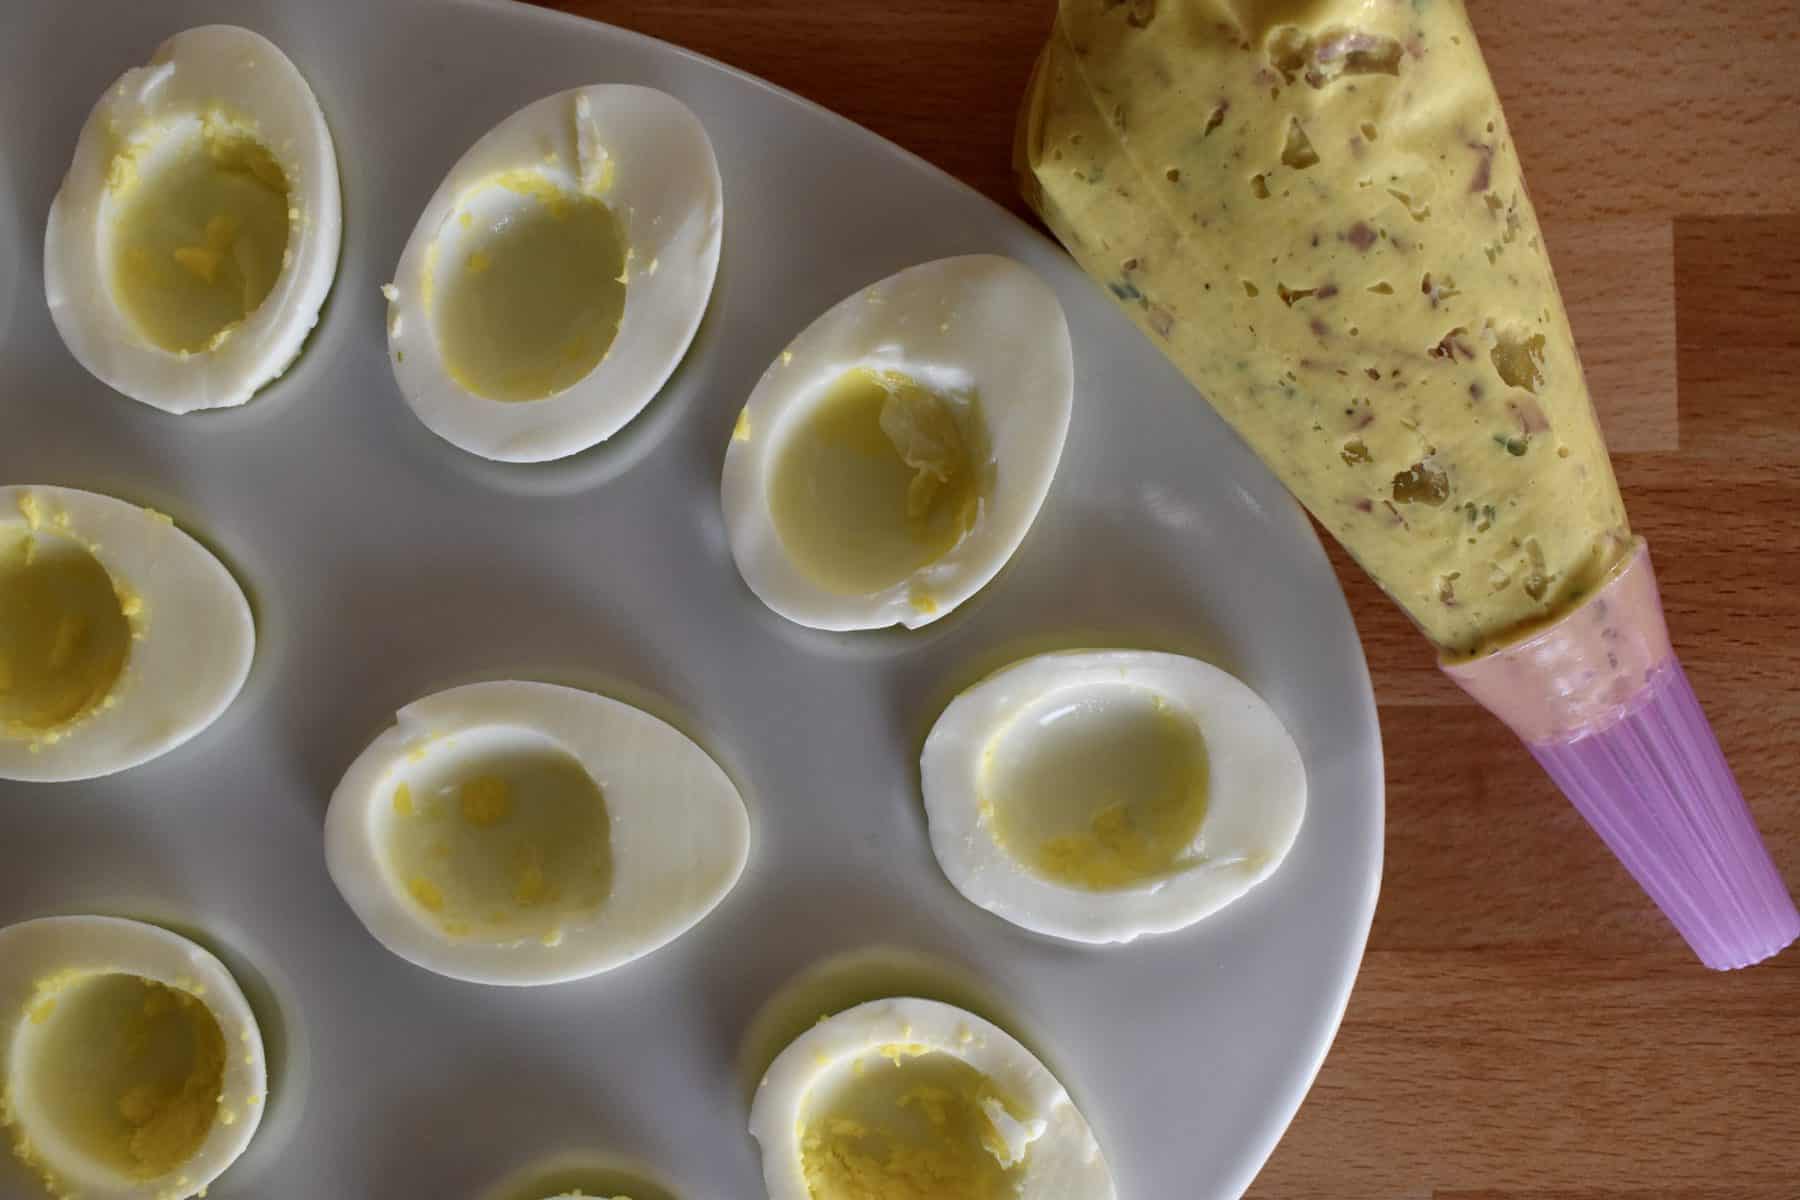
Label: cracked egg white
xmin=385 ymin=86 xmax=722 ymax=462
xmin=45 ymin=25 xmax=341 ymax=413
xmin=721 ymin=255 xmax=1073 ymax=631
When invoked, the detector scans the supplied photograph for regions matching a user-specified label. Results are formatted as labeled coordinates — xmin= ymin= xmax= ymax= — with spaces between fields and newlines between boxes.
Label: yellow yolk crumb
xmin=105 ymin=141 xmax=144 ymax=193
xmin=1035 ymin=801 xmax=1175 ymax=889
xmin=800 ymin=1049 xmax=1025 ymax=1200
xmin=408 ymin=877 xmax=445 ymax=912
xmin=119 ymin=985 xmax=225 ymax=1177
xmin=170 ymin=214 xmax=241 ymax=285
xmin=491 ymin=169 xmax=575 ymax=218
xmin=383 ymin=747 xmax=613 ymax=945
xmin=460 ymin=776 xmax=511 ymax=826
xmin=988 ymin=686 xmax=1211 ymax=892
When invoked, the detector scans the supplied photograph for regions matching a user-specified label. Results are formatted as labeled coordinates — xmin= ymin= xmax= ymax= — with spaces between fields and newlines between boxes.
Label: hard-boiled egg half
xmin=386 ymin=86 xmax=722 ymax=462
xmin=0 ymin=486 xmax=254 ymax=783
xmin=921 ymin=650 xmax=1307 ymax=944
xmin=721 ymin=255 xmax=1072 ymax=630
xmin=324 ymin=681 xmax=750 ymax=986
xmin=45 ymin=26 xmax=341 ymax=413
xmin=0 ymin=916 xmax=267 ymax=1200
xmin=749 ymin=997 xmax=1114 ymax=1200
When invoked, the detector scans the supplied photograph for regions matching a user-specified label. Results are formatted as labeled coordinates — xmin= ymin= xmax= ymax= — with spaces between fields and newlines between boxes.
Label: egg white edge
xmin=0 ymin=915 xmax=268 ymax=1200
xmin=43 ymin=25 xmax=343 ymax=414
xmin=386 ymin=84 xmax=723 ymax=463
xmin=322 ymin=680 xmax=751 ymax=987
xmin=0 ymin=485 xmax=255 ymax=784
xmin=720 ymin=253 xmax=1073 ymax=632
xmin=919 ymin=649 xmax=1308 ymax=944
xmin=746 ymin=995 xmax=1114 ymax=1200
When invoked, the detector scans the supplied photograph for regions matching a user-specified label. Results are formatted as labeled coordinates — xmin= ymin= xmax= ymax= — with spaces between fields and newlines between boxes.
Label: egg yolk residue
xmin=770 ymin=368 xmax=987 ymax=596
xmin=0 ymin=524 xmax=132 ymax=740
xmin=985 ymin=685 xmax=1210 ymax=891
xmin=800 ymin=1048 xmax=1028 ymax=1200
xmin=383 ymin=736 xmax=613 ymax=944
xmin=433 ymin=173 xmax=628 ymax=403
xmin=6 ymin=972 xmax=225 ymax=1185
xmin=107 ymin=117 xmax=292 ymax=355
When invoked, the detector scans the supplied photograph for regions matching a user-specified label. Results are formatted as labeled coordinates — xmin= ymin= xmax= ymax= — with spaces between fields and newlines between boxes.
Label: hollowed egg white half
xmin=749 ymin=996 xmax=1114 ymax=1200
xmin=0 ymin=486 xmax=254 ymax=783
xmin=721 ymin=255 xmax=1073 ymax=631
xmin=0 ymin=916 xmax=268 ymax=1200
xmin=324 ymin=681 xmax=750 ymax=986
xmin=921 ymin=650 xmax=1306 ymax=944
xmin=45 ymin=26 xmax=342 ymax=413
xmin=385 ymin=86 xmax=722 ymax=462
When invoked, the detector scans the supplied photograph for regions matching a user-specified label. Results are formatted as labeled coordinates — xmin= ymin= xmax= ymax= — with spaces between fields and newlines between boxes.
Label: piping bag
xmin=1016 ymin=0 xmax=1797 ymax=967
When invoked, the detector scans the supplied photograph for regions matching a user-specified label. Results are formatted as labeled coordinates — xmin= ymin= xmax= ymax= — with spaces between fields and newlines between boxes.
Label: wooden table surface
xmin=543 ymin=2 xmax=1800 ymax=1196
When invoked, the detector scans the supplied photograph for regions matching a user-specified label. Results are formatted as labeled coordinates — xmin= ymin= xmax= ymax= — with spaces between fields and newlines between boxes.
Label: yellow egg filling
xmin=107 ymin=118 xmax=292 ymax=355
xmin=985 ymin=685 xmax=1210 ymax=891
xmin=0 ymin=526 xmax=133 ymax=740
xmin=6 ymin=972 xmax=225 ymax=1184
xmin=769 ymin=368 xmax=987 ymax=596
xmin=800 ymin=1048 xmax=1027 ymax=1200
xmin=383 ymin=737 xmax=613 ymax=944
xmin=433 ymin=175 xmax=628 ymax=403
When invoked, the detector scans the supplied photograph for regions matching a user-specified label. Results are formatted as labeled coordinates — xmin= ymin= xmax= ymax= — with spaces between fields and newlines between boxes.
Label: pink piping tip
xmin=1444 ymin=539 xmax=1798 ymax=970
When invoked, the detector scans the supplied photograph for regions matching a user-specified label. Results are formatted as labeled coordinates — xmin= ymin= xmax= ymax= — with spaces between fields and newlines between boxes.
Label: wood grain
xmin=539 ymin=2 xmax=1800 ymax=1196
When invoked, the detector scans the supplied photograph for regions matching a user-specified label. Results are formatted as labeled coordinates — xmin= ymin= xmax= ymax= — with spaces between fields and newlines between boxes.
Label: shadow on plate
xmin=477 ymin=1150 xmax=682 ymax=1200
xmin=352 ymin=1048 xmax=656 ymax=1198
xmin=275 ymin=550 xmax=683 ymax=818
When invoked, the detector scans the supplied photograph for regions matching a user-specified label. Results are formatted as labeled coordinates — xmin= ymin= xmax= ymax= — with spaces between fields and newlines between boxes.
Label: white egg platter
xmin=0 ymin=4 xmax=1383 ymax=1200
